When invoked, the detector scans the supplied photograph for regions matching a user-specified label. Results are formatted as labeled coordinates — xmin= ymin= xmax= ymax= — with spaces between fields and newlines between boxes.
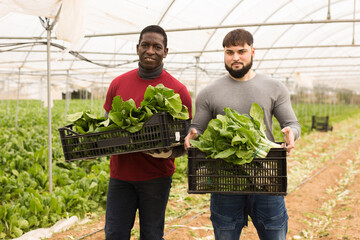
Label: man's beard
xmin=225 ymin=58 xmax=253 ymax=79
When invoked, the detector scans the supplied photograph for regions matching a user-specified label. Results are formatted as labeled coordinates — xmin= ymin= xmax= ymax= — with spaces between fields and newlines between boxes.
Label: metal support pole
xmin=65 ymin=70 xmax=70 ymax=121
xmin=15 ymin=68 xmax=21 ymax=128
xmin=353 ymin=0 xmax=356 ymax=44
xmin=40 ymin=77 xmax=43 ymax=112
xmin=39 ymin=6 xmax=61 ymax=194
xmin=91 ymin=85 xmax=94 ymax=111
xmin=46 ymin=28 xmax=53 ymax=194
xmin=195 ymin=56 xmax=200 ymax=98
xmin=7 ymin=77 xmax=10 ymax=115
xmin=327 ymin=0 xmax=331 ymax=20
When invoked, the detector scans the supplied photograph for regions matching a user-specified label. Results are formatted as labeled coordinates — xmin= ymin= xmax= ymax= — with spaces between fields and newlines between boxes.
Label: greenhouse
xmin=1 ymin=0 xmax=360 ymax=239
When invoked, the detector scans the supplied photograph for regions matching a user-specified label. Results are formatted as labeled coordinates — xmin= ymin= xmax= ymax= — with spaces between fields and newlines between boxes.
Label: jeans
xmin=210 ymin=194 xmax=288 ymax=240
xmin=105 ymin=176 xmax=172 ymax=240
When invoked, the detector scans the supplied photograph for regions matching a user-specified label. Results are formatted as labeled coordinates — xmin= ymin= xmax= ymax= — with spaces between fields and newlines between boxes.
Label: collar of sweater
xmin=138 ymin=62 xmax=163 ymax=79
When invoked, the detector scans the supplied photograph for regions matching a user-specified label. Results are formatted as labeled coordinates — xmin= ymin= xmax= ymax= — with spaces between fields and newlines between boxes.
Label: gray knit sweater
xmin=191 ymin=73 xmax=301 ymax=142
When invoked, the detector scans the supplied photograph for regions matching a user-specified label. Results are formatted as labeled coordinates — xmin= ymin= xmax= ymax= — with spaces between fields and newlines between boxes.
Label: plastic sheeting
xmin=0 ymin=0 xmax=85 ymax=48
xmin=1 ymin=0 xmax=360 ymax=97
xmin=12 ymin=216 xmax=91 ymax=240
xmin=54 ymin=0 xmax=86 ymax=49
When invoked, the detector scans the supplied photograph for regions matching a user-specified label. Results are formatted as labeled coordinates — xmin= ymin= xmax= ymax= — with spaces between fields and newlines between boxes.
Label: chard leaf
xmin=123 ymin=99 xmax=137 ymax=113
xmin=214 ymin=138 xmax=231 ymax=152
xmin=98 ymin=118 xmax=110 ymax=127
xmin=165 ymin=94 xmax=182 ymax=113
xmin=214 ymin=148 xmax=236 ymax=159
xmin=75 ymin=125 xmax=86 ymax=134
xmin=125 ymin=122 xmax=145 ymax=133
xmin=231 ymin=134 xmax=247 ymax=146
xmin=111 ymin=96 xmax=124 ymax=112
xmin=168 ymin=105 xmax=189 ymax=120
xmin=95 ymin=124 xmax=120 ymax=132
xmin=143 ymin=84 xmax=156 ymax=100
xmin=67 ymin=112 xmax=83 ymax=122
xmin=84 ymin=112 xmax=98 ymax=122
xmin=154 ymin=93 xmax=165 ymax=108
xmin=250 ymin=102 xmax=267 ymax=134
xmin=108 ymin=112 xmax=124 ymax=127
xmin=190 ymin=140 xmax=213 ymax=152
xmin=219 ymin=128 xmax=233 ymax=139
xmin=157 ymin=84 xmax=176 ymax=98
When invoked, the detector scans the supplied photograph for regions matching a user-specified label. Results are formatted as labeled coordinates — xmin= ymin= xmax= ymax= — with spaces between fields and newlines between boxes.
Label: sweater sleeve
xmin=178 ymin=85 xmax=193 ymax=119
xmin=189 ymin=88 xmax=214 ymax=135
xmin=103 ymin=79 xmax=116 ymax=112
xmin=273 ymin=82 xmax=301 ymax=140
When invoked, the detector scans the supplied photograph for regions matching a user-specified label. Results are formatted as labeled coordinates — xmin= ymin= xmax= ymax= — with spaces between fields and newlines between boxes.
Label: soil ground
xmin=49 ymin=116 xmax=360 ymax=240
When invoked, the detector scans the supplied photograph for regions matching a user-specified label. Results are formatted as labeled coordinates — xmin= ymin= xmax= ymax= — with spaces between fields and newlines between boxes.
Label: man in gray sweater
xmin=184 ymin=29 xmax=301 ymax=240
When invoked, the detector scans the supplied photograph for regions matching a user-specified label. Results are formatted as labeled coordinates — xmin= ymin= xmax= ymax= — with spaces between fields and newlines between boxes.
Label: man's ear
xmin=163 ymin=47 xmax=168 ymax=58
xmin=136 ymin=44 xmax=139 ymax=55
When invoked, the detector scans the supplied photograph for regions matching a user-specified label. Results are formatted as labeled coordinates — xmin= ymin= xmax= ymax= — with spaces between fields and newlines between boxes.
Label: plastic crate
xmin=311 ymin=115 xmax=333 ymax=132
xmin=58 ymin=112 xmax=189 ymax=161
xmin=187 ymin=147 xmax=287 ymax=195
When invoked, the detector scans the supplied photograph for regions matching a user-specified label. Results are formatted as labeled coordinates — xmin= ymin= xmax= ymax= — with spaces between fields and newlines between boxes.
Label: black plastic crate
xmin=187 ymin=147 xmax=287 ymax=195
xmin=311 ymin=115 xmax=333 ymax=132
xmin=58 ymin=112 xmax=189 ymax=161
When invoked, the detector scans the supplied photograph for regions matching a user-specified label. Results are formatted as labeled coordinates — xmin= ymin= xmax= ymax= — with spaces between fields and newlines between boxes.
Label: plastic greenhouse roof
xmin=1 ymin=0 xmax=360 ymax=99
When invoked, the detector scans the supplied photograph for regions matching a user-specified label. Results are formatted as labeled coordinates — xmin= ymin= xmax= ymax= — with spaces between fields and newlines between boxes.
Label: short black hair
xmin=139 ymin=25 xmax=167 ymax=48
xmin=222 ymin=28 xmax=253 ymax=48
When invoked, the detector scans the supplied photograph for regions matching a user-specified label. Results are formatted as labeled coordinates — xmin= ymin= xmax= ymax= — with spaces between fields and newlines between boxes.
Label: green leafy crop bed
xmin=0 ymin=99 xmax=109 ymax=239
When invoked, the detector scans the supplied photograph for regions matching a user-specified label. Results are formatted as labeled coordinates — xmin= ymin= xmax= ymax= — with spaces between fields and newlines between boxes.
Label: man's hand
xmin=281 ymin=126 xmax=295 ymax=156
xmin=184 ymin=128 xmax=198 ymax=150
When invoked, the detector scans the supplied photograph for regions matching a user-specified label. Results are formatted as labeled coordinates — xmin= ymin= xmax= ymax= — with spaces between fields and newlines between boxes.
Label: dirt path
xmin=49 ymin=116 xmax=360 ymax=240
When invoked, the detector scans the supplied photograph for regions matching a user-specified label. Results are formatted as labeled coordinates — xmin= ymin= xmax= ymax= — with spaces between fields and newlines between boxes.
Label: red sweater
xmin=103 ymin=69 xmax=192 ymax=181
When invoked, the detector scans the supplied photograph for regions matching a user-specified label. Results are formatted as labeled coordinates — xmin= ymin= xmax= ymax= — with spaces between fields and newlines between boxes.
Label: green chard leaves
xmin=190 ymin=103 xmax=281 ymax=165
xmin=67 ymin=84 xmax=189 ymax=134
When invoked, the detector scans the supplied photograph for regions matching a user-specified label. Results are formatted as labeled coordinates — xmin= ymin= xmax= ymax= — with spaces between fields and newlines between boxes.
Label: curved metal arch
xmin=255 ymin=0 xmax=347 ymax=70
xmin=175 ymin=0 xmax=245 ymax=89
xmin=211 ymin=0 xmax=293 ymax=80
xmin=252 ymin=0 xmax=293 ymax=35
xmin=274 ymin=11 xmax=359 ymax=79
xmin=199 ymin=0 xmax=245 ymax=56
xmin=66 ymin=0 xmax=178 ymax=84
xmin=284 ymin=19 xmax=360 ymax=80
xmin=157 ymin=0 xmax=176 ymax=25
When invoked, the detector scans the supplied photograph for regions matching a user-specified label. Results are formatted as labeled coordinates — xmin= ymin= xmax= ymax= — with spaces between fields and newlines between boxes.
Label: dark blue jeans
xmin=105 ymin=176 xmax=172 ymax=240
xmin=210 ymin=194 xmax=288 ymax=240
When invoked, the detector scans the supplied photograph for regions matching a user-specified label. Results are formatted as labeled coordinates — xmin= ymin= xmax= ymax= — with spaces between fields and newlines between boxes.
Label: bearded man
xmin=184 ymin=28 xmax=301 ymax=240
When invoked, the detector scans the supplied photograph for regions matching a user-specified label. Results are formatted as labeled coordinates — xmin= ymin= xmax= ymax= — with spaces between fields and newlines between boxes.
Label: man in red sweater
xmin=103 ymin=25 xmax=192 ymax=240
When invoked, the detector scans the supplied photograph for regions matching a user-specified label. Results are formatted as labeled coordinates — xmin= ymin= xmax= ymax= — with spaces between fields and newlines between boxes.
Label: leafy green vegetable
xmin=190 ymin=103 xmax=281 ymax=165
xmin=67 ymin=84 xmax=189 ymax=134
xmin=140 ymin=84 xmax=189 ymax=120
xmin=67 ymin=111 xmax=106 ymax=134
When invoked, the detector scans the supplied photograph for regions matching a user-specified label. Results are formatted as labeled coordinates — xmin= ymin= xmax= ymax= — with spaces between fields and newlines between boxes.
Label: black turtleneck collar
xmin=138 ymin=62 xmax=164 ymax=80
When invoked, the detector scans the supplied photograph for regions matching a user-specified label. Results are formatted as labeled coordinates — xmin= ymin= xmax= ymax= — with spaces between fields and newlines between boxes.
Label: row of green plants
xmin=0 ymin=99 xmax=359 ymax=239
xmin=272 ymin=103 xmax=359 ymax=141
xmin=0 ymin=99 xmax=108 ymax=239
